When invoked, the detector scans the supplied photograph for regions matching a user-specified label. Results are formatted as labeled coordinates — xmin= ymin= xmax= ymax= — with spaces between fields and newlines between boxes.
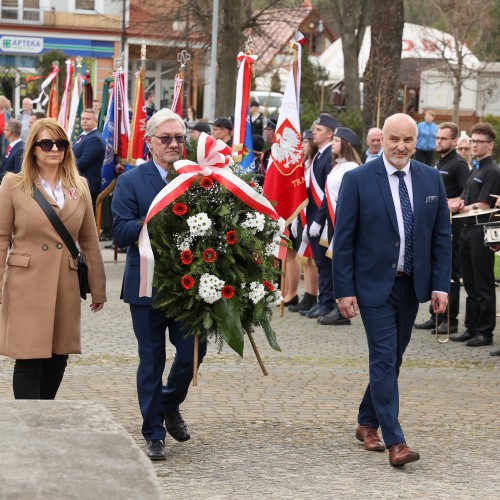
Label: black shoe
xmin=306 ymin=305 xmax=333 ymax=319
xmin=145 ymin=440 xmax=166 ymax=461
xmin=104 ymin=243 xmax=116 ymax=249
xmin=117 ymin=247 xmax=127 ymax=254
xmin=289 ymin=293 xmax=317 ymax=312
xmin=431 ymin=323 xmax=458 ymax=335
xmin=465 ymin=334 xmax=493 ymax=347
xmin=164 ymin=411 xmax=191 ymax=442
xmin=414 ymin=318 xmax=435 ymax=330
xmin=99 ymin=233 xmax=112 ymax=242
xmin=299 ymin=303 xmax=320 ymax=316
xmin=283 ymin=295 xmax=299 ymax=306
xmin=318 ymin=308 xmax=351 ymax=325
xmin=490 ymin=348 xmax=500 ymax=356
xmin=450 ymin=330 xmax=474 ymax=342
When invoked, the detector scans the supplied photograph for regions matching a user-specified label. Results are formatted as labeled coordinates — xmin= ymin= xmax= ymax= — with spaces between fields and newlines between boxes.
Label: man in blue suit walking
xmin=112 ymin=108 xmax=207 ymax=461
xmin=72 ymin=109 xmax=105 ymax=213
xmin=0 ymin=119 xmax=24 ymax=182
xmin=333 ymin=113 xmax=451 ymax=467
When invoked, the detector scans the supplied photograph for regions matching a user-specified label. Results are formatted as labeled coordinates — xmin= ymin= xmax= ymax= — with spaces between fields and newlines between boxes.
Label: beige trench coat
xmin=0 ymin=175 xmax=106 ymax=359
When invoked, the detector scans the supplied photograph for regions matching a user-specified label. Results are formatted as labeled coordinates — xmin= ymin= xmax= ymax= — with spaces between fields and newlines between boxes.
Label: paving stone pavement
xmin=0 ymin=248 xmax=498 ymax=499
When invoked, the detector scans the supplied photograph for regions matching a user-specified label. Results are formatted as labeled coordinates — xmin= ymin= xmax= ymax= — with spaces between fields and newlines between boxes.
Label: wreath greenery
xmin=149 ymin=142 xmax=285 ymax=356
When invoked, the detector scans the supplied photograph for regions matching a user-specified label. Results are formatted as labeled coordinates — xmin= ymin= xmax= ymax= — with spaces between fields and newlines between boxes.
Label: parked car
xmin=250 ymin=91 xmax=283 ymax=117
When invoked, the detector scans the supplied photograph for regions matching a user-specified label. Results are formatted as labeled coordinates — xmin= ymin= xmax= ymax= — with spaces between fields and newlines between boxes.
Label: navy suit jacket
xmin=72 ymin=129 xmax=105 ymax=195
xmin=306 ymin=146 xmax=332 ymax=228
xmin=0 ymin=141 xmax=24 ymax=181
xmin=112 ymin=160 xmax=165 ymax=306
xmin=333 ymin=156 xmax=451 ymax=307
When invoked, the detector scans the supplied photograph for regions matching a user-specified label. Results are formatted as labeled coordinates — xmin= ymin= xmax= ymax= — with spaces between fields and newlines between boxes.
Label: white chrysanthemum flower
xmin=198 ymin=273 xmax=224 ymax=304
xmin=187 ymin=212 xmax=212 ymax=237
xmin=265 ymin=242 xmax=278 ymax=256
xmin=248 ymin=282 xmax=266 ymax=304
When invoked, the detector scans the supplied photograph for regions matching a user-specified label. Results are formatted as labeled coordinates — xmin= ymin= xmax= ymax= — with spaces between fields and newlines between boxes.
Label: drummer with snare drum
xmin=448 ymin=123 xmax=500 ymax=348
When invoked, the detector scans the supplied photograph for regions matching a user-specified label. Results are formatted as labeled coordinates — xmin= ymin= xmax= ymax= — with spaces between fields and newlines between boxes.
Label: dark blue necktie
xmin=394 ymin=170 xmax=413 ymax=274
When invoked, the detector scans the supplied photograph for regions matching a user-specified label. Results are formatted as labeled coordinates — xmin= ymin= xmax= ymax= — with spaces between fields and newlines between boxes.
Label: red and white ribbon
xmin=138 ymin=133 xmax=283 ymax=297
xmin=32 ymin=66 xmax=59 ymax=106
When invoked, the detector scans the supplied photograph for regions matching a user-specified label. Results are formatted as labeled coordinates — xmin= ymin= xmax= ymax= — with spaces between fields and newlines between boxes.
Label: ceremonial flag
xmin=98 ymin=77 xmax=113 ymax=132
xmin=114 ymin=69 xmax=130 ymax=162
xmin=171 ymin=74 xmax=183 ymax=118
xmin=47 ymin=74 xmax=59 ymax=118
xmin=67 ymin=70 xmax=83 ymax=139
xmin=70 ymin=92 xmax=84 ymax=141
xmin=263 ymin=68 xmax=307 ymax=225
xmin=232 ymin=51 xmax=257 ymax=162
xmin=238 ymin=113 xmax=255 ymax=172
xmin=58 ymin=59 xmax=74 ymax=129
xmin=127 ymin=67 xmax=147 ymax=166
xmin=82 ymin=69 xmax=93 ymax=109
xmin=31 ymin=65 xmax=59 ymax=107
xmin=101 ymin=86 xmax=116 ymax=190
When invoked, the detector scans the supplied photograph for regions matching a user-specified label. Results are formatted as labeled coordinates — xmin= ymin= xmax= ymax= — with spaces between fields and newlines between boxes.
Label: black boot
xmin=289 ymin=292 xmax=317 ymax=312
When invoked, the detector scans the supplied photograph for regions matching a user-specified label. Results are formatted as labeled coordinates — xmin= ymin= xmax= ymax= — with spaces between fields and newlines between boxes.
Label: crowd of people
xmin=0 ymin=91 xmax=498 ymax=468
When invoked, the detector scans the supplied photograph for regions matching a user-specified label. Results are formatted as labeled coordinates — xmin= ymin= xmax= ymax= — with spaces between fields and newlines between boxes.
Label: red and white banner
xmin=58 ymin=59 xmax=74 ymax=129
xmin=232 ymin=52 xmax=258 ymax=160
xmin=127 ymin=68 xmax=147 ymax=165
xmin=32 ymin=65 xmax=59 ymax=107
xmin=114 ymin=69 xmax=130 ymax=162
xmin=171 ymin=74 xmax=183 ymax=118
xmin=263 ymin=67 xmax=308 ymax=225
xmin=138 ymin=133 xmax=285 ymax=297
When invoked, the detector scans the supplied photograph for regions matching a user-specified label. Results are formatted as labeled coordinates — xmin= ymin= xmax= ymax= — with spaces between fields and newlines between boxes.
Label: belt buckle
xmin=396 ymin=271 xmax=407 ymax=277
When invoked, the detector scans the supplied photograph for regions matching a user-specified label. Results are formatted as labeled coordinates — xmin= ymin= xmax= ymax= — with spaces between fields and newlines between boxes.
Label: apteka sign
xmin=0 ymin=36 xmax=43 ymax=54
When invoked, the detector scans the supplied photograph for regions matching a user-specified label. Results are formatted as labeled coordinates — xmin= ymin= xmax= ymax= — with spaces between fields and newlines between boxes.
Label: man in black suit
xmin=0 ymin=119 xmax=24 ymax=182
xmin=72 ymin=108 xmax=105 ymax=213
xmin=301 ymin=114 xmax=340 ymax=319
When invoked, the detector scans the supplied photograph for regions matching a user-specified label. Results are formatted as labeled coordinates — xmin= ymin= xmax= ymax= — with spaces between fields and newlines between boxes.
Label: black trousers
xmin=13 ymin=353 xmax=68 ymax=399
xmin=428 ymin=220 xmax=461 ymax=325
xmin=415 ymin=149 xmax=435 ymax=166
xmin=460 ymin=225 xmax=496 ymax=337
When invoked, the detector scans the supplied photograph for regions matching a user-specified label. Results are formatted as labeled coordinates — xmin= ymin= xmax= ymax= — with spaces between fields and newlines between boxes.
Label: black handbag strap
xmin=32 ymin=185 xmax=80 ymax=260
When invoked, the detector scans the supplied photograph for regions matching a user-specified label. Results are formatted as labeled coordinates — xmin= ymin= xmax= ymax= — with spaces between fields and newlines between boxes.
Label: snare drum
xmin=483 ymin=222 xmax=500 ymax=246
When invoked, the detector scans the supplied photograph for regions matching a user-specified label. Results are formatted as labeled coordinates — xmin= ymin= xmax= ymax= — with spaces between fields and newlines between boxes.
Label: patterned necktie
xmin=394 ymin=170 xmax=413 ymax=274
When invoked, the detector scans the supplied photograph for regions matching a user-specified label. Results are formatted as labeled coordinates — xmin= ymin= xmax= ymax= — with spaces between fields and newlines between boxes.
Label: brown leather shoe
xmin=388 ymin=442 xmax=420 ymax=466
xmin=355 ymin=424 xmax=385 ymax=452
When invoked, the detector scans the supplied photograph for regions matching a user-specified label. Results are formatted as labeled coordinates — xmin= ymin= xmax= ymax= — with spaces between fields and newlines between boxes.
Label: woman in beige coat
xmin=0 ymin=118 xmax=106 ymax=399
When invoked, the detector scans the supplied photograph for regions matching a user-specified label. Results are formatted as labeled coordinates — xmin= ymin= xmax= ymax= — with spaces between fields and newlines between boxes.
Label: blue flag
xmin=239 ymin=113 xmax=255 ymax=172
xmin=101 ymin=90 xmax=116 ymax=190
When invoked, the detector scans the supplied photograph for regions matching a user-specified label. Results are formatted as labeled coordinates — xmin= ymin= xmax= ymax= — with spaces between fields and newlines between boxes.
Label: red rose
xmin=202 ymin=248 xmax=217 ymax=263
xmin=181 ymin=250 xmax=193 ymax=265
xmin=181 ymin=275 xmax=195 ymax=290
xmin=173 ymin=203 xmax=188 ymax=216
xmin=249 ymin=181 xmax=257 ymax=188
xmin=221 ymin=285 xmax=235 ymax=299
xmin=226 ymin=230 xmax=238 ymax=245
xmin=263 ymin=280 xmax=274 ymax=291
xmin=254 ymin=251 xmax=263 ymax=265
xmin=200 ymin=177 xmax=214 ymax=189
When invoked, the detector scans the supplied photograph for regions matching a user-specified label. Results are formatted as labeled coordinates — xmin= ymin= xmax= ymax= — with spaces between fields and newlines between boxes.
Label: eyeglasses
xmin=153 ymin=135 xmax=186 ymax=145
xmin=470 ymin=139 xmax=492 ymax=145
xmin=35 ymin=139 xmax=69 ymax=152
xmin=436 ymin=136 xmax=453 ymax=141
xmin=457 ymin=147 xmax=470 ymax=151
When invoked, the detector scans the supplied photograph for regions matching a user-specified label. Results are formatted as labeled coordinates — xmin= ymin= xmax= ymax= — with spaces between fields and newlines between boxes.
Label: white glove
xmin=291 ymin=218 xmax=299 ymax=239
xmin=309 ymin=221 xmax=321 ymax=238
xmin=302 ymin=225 xmax=308 ymax=244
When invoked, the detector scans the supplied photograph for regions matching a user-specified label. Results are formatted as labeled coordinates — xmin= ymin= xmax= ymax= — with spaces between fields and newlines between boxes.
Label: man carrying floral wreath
xmin=112 ymin=108 xmax=207 ymax=461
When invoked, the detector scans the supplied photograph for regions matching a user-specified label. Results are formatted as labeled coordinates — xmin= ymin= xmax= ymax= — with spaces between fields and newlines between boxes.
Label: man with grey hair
xmin=362 ymin=127 xmax=383 ymax=163
xmin=16 ymin=97 xmax=33 ymax=141
xmin=112 ymin=108 xmax=207 ymax=461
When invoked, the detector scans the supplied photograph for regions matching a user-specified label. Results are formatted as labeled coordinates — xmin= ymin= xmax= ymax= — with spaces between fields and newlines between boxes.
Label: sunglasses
xmin=35 ymin=139 xmax=69 ymax=152
xmin=457 ymin=147 xmax=470 ymax=151
xmin=153 ymin=135 xmax=186 ymax=146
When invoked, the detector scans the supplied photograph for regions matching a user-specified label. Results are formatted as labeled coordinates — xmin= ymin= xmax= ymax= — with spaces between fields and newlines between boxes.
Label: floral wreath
xmin=139 ymin=133 xmax=287 ymax=356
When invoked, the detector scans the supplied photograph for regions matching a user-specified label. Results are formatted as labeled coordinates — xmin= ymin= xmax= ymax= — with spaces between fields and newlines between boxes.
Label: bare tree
xmin=319 ymin=0 xmax=370 ymax=111
xmin=362 ymin=1 xmax=404 ymax=131
xmin=418 ymin=0 xmax=496 ymax=124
